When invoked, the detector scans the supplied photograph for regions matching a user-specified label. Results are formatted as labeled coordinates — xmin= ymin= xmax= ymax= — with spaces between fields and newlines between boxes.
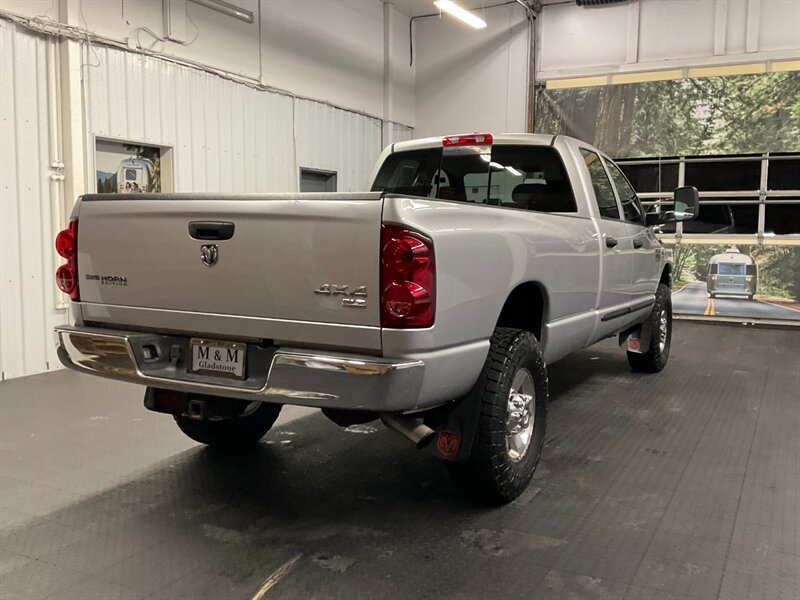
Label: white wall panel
xmin=538 ymin=2 xmax=629 ymax=72
xmin=638 ymin=0 xmax=716 ymax=62
xmin=414 ymin=3 xmax=529 ymax=138
xmin=0 ymin=0 xmax=415 ymax=126
xmin=260 ymin=0 xmax=386 ymax=119
xmin=539 ymin=0 xmax=800 ymax=80
xmin=294 ymin=98 xmax=383 ymax=192
xmin=0 ymin=20 xmax=67 ymax=380
xmin=85 ymin=45 xmax=296 ymax=194
xmin=390 ymin=122 xmax=414 ymax=144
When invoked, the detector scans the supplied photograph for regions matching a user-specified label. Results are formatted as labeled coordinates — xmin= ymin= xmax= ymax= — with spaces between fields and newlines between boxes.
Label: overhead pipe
xmin=46 ymin=36 xmax=67 ymax=309
xmin=188 ymin=0 xmax=253 ymax=23
xmin=514 ymin=0 xmax=539 ymax=133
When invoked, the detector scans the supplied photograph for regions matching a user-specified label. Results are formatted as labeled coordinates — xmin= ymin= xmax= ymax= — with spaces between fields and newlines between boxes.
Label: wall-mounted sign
xmin=95 ymin=139 xmax=172 ymax=194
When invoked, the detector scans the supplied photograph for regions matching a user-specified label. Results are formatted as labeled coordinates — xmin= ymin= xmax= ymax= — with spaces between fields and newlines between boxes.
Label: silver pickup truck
xmin=54 ymin=133 xmax=698 ymax=504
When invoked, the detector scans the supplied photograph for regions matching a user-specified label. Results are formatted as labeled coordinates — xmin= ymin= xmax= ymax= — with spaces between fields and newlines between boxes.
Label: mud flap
xmin=419 ymin=390 xmax=483 ymax=463
xmin=619 ymin=319 xmax=654 ymax=355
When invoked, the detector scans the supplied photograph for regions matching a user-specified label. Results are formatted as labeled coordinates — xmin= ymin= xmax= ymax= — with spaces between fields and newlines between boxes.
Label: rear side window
xmin=372 ymin=145 xmax=577 ymax=213
xmin=370 ymin=149 xmax=442 ymax=198
xmin=581 ymin=149 xmax=620 ymax=219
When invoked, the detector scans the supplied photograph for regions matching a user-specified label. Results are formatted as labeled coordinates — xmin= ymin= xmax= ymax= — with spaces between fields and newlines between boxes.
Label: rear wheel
xmin=447 ymin=328 xmax=548 ymax=505
xmin=628 ymin=283 xmax=672 ymax=373
xmin=174 ymin=401 xmax=281 ymax=448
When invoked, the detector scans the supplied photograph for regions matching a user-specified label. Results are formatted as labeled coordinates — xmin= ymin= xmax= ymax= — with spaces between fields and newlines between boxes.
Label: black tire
xmin=447 ymin=328 xmax=548 ymax=505
xmin=174 ymin=402 xmax=281 ymax=448
xmin=627 ymin=283 xmax=672 ymax=373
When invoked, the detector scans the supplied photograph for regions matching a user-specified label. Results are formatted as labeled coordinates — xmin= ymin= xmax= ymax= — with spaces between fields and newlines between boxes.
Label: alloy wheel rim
xmin=658 ymin=309 xmax=669 ymax=353
xmin=506 ymin=368 xmax=535 ymax=463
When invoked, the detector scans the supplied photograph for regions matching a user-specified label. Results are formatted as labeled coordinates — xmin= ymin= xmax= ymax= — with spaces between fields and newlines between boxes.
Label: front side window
xmin=606 ymin=160 xmax=645 ymax=225
xmin=581 ymin=149 xmax=620 ymax=220
xmin=372 ymin=145 xmax=577 ymax=213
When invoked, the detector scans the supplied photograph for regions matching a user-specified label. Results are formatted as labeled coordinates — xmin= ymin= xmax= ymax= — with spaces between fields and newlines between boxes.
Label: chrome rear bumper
xmin=54 ymin=325 xmax=424 ymax=412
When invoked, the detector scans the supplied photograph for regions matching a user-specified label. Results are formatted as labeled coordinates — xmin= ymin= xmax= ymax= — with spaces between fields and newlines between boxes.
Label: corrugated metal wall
xmin=389 ymin=122 xmax=414 ymax=145
xmin=0 ymin=21 xmax=67 ymax=380
xmin=294 ymin=99 xmax=382 ymax=192
xmin=85 ymin=47 xmax=297 ymax=193
xmin=85 ymin=46 xmax=394 ymax=194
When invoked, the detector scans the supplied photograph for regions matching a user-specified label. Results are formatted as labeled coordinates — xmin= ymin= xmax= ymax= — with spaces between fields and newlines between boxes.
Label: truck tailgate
xmin=76 ymin=193 xmax=383 ymax=340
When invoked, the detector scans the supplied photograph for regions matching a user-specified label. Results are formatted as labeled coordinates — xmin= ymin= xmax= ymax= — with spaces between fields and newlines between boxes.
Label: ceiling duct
xmin=576 ymin=0 xmax=631 ymax=7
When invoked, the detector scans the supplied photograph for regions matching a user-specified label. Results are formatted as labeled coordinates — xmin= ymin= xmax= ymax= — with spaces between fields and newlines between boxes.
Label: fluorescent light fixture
xmin=189 ymin=0 xmax=254 ymax=23
xmin=433 ymin=0 xmax=487 ymax=29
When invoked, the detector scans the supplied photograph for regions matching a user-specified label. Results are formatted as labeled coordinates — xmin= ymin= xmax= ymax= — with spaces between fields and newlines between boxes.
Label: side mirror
xmin=646 ymin=186 xmax=700 ymax=226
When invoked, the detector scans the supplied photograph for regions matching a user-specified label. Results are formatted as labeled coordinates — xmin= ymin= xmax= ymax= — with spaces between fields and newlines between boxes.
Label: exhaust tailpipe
xmin=381 ymin=414 xmax=436 ymax=448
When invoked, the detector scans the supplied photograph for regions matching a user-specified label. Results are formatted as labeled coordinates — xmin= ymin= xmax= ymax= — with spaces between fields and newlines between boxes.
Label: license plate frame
xmin=188 ymin=338 xmax=247 ymax=380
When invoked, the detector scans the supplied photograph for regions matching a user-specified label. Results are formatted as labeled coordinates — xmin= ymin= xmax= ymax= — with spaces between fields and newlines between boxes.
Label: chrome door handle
xmin=606 ymin=236 xmax=618 ymax=248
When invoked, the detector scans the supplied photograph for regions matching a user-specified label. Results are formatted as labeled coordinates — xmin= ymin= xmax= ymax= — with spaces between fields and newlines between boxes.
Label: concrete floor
xmin=1 ymin=322 xmax=798 ymax=600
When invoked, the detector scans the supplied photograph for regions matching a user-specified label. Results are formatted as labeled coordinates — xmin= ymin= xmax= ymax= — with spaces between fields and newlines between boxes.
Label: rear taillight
xmin=380 ymin=224 xmax=435 ymax=328
xmin=55 ymin=219 xmax=79 ymax=300
xmin=442 ymin=133 xmax=493 ymax=147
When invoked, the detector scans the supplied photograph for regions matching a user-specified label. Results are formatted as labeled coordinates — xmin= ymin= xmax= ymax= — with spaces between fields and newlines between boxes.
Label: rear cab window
xmin=372 ymin=145 xmax=578 ymax=213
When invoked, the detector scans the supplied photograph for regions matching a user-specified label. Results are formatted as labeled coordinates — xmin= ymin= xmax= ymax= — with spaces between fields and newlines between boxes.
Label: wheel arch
xmin=660 ymin=263 xmax=673 ymax=288
xmin=495 ymin=281 xmax=548 ymax=341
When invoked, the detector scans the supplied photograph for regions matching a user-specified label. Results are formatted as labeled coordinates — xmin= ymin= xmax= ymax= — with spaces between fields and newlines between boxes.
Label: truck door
xmin=605 ymin=159 xmax=660 ymax=302
xmin=580 ymin=149 xmax=633 ymax=324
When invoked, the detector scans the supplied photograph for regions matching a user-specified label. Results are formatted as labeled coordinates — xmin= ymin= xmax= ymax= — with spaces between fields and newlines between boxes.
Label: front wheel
xmin=628 ymin=283 xmax=672 ymax=373
xmin=174 ymin=401 xmax=282 ymax=448
xmin=447 ymin=328 xmax=548 ymax=505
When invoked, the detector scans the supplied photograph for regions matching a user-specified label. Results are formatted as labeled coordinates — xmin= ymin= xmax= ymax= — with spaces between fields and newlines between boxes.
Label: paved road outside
xmin=673 ymin=282 xmax=800 ymax=321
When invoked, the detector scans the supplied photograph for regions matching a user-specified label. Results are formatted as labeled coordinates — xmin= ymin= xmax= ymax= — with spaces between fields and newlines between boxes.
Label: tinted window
xmin=764 ymin=203 xmax=800 ymax=234
xmin=606 ymin=160 xmax=645 ymax=225
xmin=472 ymin=146 xmax=577 ymax=212
xmin=371 ymin=149 xmax=442 ymax=198
xmin=618 ymin=162 xmax=679 ymax=194
xmin=372 ymin=145 xmax=577 ymax=213
xmin=581 ymin=149 xmax=620 ymax=219
xmin=767 ymin=157 xmax=800 ymax=191
xmin=684 ymin=158 xmax=761 ymax=191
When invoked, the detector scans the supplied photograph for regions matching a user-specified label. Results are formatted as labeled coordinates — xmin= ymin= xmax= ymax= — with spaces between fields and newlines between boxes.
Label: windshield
xmin=372 ymin=145 xmax=577 ymax=213
xmin=718 ymin=263 xmax=746 ymax=275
